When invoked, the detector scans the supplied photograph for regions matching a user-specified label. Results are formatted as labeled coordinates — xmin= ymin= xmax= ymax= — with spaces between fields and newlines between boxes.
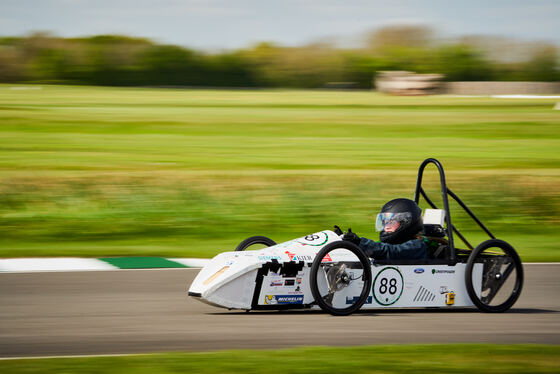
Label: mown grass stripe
xmin=98 ymin=257 xmax=188 ymax=269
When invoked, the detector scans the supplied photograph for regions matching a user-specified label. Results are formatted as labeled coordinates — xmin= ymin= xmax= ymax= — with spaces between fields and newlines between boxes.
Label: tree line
xmin=0 ymin=26 xmax=558 ymax=88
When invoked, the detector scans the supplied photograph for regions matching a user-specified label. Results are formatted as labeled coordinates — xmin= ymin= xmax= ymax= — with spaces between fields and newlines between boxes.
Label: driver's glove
xmin=333 ymin=225 xmax=343 ymax=236
xmin=342 ymin=228 xmax=361 ymax=246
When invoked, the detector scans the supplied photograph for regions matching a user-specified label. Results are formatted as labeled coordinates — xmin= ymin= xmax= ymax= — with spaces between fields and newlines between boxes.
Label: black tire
xmin=465 ymin=239 xmax=523 ymax=313
xmin=235 ymin=236 xmax=276 ymax=251
xmin=310 ymin=241 xmax=372 ymax=316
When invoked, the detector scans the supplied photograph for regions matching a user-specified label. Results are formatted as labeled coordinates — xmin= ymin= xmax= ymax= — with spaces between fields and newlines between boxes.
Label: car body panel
xmin=188 ymin=230 xmax=481 ymax=311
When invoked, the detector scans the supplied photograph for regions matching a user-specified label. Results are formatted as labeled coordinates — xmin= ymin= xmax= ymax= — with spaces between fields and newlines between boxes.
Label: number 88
xmin=379 ymin=278 xmax=397 ymax=295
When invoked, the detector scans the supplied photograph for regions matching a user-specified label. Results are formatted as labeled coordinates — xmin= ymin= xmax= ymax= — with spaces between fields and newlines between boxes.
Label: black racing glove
xmin=333 ymin=225 xmax=343 ymax=236
xmin=342 ymin=228 xmax=361 ymax=246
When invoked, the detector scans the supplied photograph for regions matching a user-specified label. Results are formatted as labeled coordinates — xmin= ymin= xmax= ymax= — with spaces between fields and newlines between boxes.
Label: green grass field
xmin=1 ymin=344 xmax=559 ymax=373
xmin=0 ymin=85 xmax=559 ymax=260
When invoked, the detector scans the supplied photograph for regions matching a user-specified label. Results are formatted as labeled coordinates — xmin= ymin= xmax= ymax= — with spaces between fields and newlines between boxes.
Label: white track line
xmin=492 ymin=95 xmax=560 ymax=99
xmin=0 ymin=258 xmax=117 ymax=272
xmin=0 ymin=353 xmax=154 ymax=360
xmin=0 ymin=267 xmax=202 ymax=274
xmin=169 ymin=258 xmax=211 ymax=267
xmin=0 ymin=258 xmax=210 ymax=273
xmin=0 ymin=258 xmax=557 ymax=274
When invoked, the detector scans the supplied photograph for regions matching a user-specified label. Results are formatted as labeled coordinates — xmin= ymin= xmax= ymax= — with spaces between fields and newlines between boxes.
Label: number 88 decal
xmin=379 ymin=277 xmax=398 ymax=294
xmin=373 ymin=267 xmax=404 ymax=305
xmin=296 ymin=232 xmax=328 ymax=246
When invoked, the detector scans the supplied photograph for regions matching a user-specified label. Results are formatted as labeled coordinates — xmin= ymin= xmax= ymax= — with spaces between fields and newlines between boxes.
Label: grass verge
xmin=1 ymin=344 xmax=559 ymax=373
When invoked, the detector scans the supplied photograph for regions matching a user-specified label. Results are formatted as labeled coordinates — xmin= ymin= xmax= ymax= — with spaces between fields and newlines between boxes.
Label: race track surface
xmin=1 ymin=264 xmax=559 ymax=357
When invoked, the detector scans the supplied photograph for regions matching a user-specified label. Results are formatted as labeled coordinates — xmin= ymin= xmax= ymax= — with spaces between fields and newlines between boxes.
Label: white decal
xmin=295 ymin=231 xmax=329 ymax=246
xmin=373 ymin=267 xmax=404 ymax=306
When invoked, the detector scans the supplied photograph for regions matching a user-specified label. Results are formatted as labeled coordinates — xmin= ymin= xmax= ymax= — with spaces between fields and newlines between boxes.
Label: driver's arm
xmin=359 ymin=238 xmax=429 ymax=260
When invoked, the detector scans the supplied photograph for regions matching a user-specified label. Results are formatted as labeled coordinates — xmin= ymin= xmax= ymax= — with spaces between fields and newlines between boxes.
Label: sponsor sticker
xmin=284 ymin=279 xmax=295 ymax=286
xmin=432 ymin=269 xmax=455 ymax=274
xmin=269 ymin=280 xmax=283 ymax=287
xmin=320 ymin=253 xmax=333 ymax=262
xmin=439 ymin=286 xmax=449 ymax=294
xmin=285 ymin=251 xmax=312 ymax=262
xmin=345 ymin=296 xmax=373 ymax=305
xmin=286 ymin=286 xmax=303 ymax=295
xmin=264 ymin=295 xmax=304 ymax=305
xmin=446 ymin=291 xmax=455 ymax=305
xmin=258 ymin=255 xmax=282 ymax=261
xmin=414 ymin=268 xmax=424 ymax=274
xmin=276 ymin=240 xmax=295 ymax=248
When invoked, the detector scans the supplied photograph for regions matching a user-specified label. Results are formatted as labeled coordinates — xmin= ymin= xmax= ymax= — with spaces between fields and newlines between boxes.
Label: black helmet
xmin=376 ymin=198 xmax=423 ymax=244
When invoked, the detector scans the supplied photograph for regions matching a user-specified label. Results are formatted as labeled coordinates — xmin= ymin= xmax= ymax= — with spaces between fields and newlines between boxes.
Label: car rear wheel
xmin=235 ymin=236 xmax=276 ymax=251
xmin=310 ymin=241 xmax=372 ymax=316
xmin=465 ymin=239 xmax=523 ymax=313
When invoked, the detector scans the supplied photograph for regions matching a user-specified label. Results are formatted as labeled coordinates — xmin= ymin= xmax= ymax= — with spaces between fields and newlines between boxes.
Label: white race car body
xmin=188 ymin=230 xmax=482 ymax=311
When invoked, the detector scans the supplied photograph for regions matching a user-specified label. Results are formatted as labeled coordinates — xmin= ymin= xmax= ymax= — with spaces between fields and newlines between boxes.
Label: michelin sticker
xmin=373 ymin=267 xmax=404 ymax=306
xmin=264 ymin=295 xmax=304 ymax=305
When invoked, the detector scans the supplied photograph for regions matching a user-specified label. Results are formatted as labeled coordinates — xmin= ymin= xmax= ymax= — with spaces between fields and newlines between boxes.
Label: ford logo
xmin=414 ymin=268 xmax=425 ymax=274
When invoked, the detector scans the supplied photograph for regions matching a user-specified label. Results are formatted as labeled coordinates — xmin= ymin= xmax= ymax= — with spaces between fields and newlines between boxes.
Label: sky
xmin=1 ymin=0 xmax=559 ymax=50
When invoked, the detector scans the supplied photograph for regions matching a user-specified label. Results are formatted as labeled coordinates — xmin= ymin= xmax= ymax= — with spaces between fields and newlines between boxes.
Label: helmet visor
xmin=375 ymin=212 xmax=413 ymax=232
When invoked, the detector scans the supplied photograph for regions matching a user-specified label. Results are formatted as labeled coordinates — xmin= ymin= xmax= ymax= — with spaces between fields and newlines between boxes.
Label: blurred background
xmin=1 ymin=26 xmax=559 ymax=88
xmin=0 ymin=0 xmax=559 ymax=261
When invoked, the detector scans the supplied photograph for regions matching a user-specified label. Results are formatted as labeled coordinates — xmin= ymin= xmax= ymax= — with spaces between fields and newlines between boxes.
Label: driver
xmin=338 ymin=198 xmax=429 ymax=260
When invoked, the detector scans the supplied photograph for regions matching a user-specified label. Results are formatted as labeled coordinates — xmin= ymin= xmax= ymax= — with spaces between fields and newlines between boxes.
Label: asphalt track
xmin=1 ymin=264 xmax=559 ymax=357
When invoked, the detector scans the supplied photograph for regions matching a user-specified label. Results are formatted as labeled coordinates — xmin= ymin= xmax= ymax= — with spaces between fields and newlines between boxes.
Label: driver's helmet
xmin=376 ymin=198 xmax=423 ymax=244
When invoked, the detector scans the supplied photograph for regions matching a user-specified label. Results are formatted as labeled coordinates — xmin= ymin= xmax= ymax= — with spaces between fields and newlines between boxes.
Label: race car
xmin=188 ymin=158 xmax=523 ymax=316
